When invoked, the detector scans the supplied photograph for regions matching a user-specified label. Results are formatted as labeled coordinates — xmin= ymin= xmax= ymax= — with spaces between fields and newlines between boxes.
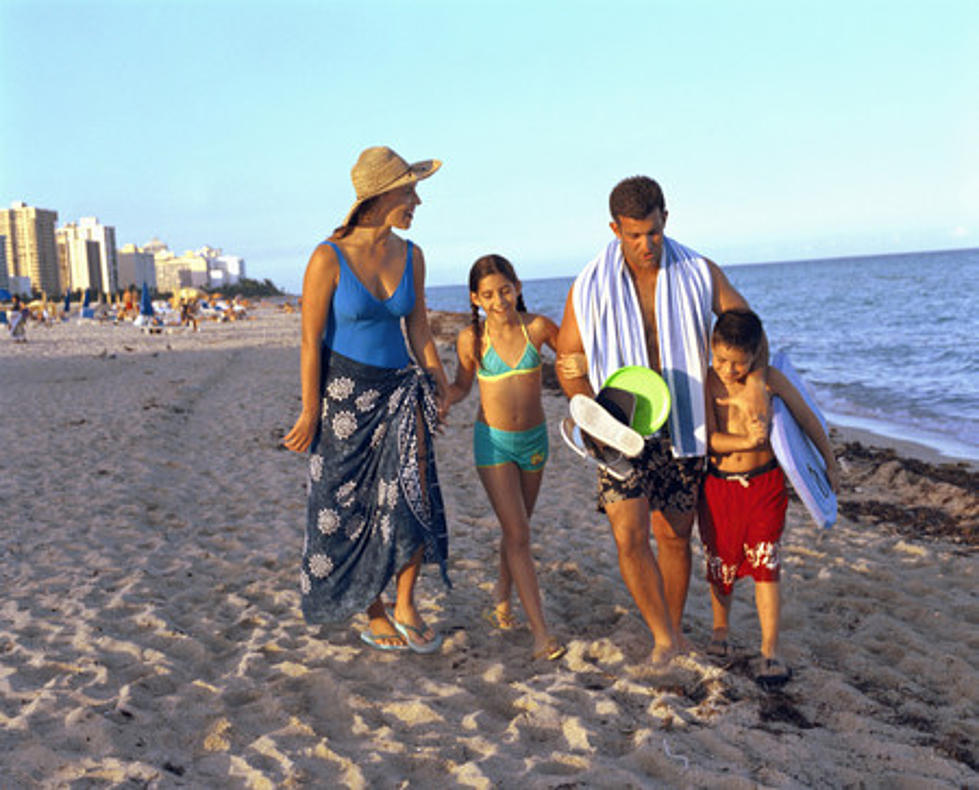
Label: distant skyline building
xmin=55 ymin=233 xmax=69 ymax=292
xmin=211 ymin=254 xmax=245 ymax=288
xmin=141 ymin=237 xmax=169 ymax=256
xmin=58 ymin=217 xmax=118 ymax=294
xmin=0 ymin=201 xmax=60 ymax=295
xmin=116 ymin=243 xmax=157 ymax=290
xmin=56 ymin=229 xmax=102 ymax=293
xmin=0 ymin=234 xmax=8 ymax=290
xmin=0 ymin=214 xmax=250 ymax=296
xmin=151 ymin=254 xmax=183 ymax=294
xmin=151 ymin=246 xmax=208 ymax=293
xmin=196 ymin=245 xmax=221 ymax=289
xmin=142 ymin=239 xmax=179 ymax=292
xmin=141 ymin=240 xmax=244 ymax=294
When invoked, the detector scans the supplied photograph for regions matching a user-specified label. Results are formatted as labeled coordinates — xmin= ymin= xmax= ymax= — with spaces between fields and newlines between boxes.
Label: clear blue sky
xmin=2 ymin=0 xmax=977 ymax=292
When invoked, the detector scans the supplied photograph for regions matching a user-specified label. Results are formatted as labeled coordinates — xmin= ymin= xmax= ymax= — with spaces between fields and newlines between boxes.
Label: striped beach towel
xmin=571 ymin=237 xmax=713 ymax=457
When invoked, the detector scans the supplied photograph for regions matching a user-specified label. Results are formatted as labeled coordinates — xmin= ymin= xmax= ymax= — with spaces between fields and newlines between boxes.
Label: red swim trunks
xmin=698 ymin=462 xmax=788 ymax=595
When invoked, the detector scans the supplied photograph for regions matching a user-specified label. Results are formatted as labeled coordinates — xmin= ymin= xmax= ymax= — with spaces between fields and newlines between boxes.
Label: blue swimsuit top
xmin=477 ymin=318 xmax=542 ymax=381
xmin=322 ymin=240 xmax=414 ymax=369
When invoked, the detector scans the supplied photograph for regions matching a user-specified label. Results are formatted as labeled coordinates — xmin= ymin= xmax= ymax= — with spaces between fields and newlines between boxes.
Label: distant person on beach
xmin=179 ymin=299 xmax=199 ymax=331
xmin=445 ymin=254 xmax=566 ymax=662
xmin=556 ymin=175 xmax=767 ymax=665
xmin=283 ymin=146 xmax=452 ymax=654
xmin=7 ymin=295 xmax=28 ymax=342
xmin=123 ymin=288 xmax=136 ymax=320
xmin=699 ymin=309 xmax=840 ymax=686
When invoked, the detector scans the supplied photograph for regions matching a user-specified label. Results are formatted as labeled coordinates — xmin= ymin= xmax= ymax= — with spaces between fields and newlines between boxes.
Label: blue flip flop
xmin=359 ymin=629 xmax=409 ymax=652
xmin=393 ymin=619 xmax=443 ymax=654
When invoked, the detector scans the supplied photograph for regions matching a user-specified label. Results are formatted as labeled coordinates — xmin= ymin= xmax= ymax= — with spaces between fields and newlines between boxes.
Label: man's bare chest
xmin=634 ymin=275 xmax=661 ymax=372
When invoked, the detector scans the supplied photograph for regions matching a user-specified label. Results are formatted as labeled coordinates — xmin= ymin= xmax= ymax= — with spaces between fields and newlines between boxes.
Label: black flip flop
xmin=755 ymin=657 xmax=792 ymax=688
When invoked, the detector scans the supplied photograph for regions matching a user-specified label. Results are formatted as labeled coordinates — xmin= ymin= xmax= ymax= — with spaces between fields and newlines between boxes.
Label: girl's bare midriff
xmin=477 ymin=373 xmax=546 ymax=432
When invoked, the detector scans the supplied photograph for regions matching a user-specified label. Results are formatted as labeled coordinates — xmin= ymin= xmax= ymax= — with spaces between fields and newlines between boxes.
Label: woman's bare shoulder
xmin=305 ymin=242 xmax=341 ymax=285
xmin=401 ymin=235 xmax=422 ymax=257
xmin=310 ymin=240 xmax=341 ymax=266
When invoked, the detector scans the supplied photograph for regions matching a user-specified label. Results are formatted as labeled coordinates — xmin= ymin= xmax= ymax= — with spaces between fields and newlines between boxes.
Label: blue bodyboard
xmin=770 ymin=351 xmax=837 ymax=529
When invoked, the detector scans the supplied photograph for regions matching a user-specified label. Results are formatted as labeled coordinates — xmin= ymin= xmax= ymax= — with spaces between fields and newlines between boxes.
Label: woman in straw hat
xmin=283 ymin=146 xmax=451 ymax=653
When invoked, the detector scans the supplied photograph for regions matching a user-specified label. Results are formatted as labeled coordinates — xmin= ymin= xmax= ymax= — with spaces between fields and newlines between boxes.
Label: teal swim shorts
xmin=473 ymin=421 xmax=548 ymax=471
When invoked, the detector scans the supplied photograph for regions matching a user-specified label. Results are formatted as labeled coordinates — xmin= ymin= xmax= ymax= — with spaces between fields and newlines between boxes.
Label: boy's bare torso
xmin=708 ymin=370 xmax=775 ymax=473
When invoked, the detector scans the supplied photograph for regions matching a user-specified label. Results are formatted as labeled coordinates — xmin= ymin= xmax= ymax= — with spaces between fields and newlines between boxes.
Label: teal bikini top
xmin=477 ymin=318 xmax=542 ymax=381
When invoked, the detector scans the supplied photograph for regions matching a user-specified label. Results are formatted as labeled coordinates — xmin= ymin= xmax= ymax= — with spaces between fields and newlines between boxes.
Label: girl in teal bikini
xmin=447 ymin=255 xmax=566 ymax=661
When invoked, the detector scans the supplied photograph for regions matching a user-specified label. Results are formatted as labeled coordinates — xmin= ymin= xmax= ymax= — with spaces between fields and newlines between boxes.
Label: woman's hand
xmin=435 ymin=379 xmax=451 ymax=426
xmin=283 ymin=411 xmax=319 ymax=453
xmin=444 ymin=382 xmax=465 ymax=408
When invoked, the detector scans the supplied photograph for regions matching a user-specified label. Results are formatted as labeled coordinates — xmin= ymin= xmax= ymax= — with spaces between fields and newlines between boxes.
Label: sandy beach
xmin=1 ymin=307 xmax=976 ymax=788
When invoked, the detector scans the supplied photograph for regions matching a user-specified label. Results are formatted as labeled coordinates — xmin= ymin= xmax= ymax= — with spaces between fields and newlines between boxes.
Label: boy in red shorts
xmin=699 ymin=309 xmax=840 ymax=687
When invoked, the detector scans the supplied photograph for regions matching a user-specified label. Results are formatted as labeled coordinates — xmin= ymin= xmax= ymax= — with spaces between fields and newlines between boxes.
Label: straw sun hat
xmin=341 ymin=146 xmax=442 ymax=227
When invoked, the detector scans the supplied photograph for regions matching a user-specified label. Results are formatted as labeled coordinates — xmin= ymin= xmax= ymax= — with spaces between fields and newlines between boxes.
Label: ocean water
xmin=427 ymin=247 xmax=979 ymax=462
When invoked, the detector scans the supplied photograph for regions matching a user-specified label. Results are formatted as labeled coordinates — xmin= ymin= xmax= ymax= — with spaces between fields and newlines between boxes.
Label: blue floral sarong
xmin=300 ymin=350 xmax=450 ymax=624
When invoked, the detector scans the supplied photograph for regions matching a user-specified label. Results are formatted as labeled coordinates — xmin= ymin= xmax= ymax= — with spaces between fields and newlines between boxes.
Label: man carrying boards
xmin=556 ymin=175 xmax=766 ymax=665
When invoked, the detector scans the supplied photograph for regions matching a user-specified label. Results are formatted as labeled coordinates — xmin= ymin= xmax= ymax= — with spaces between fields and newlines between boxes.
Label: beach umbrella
xmin=140 ymin=281 xmax=154 ymax=316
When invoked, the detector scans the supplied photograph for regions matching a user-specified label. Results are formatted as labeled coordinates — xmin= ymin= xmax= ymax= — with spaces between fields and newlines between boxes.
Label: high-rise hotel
xmin=0 ymin=201 xmax=60 ymax=295
xmin=56 ymin=217 xmax=119 ymax=294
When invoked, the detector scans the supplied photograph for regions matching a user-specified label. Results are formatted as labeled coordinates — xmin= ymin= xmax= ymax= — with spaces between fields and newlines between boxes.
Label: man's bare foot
xmin=650 ymin=642 xmax=679 ymax=668
xmin=754 ymin=655 xmax=792 ymax=688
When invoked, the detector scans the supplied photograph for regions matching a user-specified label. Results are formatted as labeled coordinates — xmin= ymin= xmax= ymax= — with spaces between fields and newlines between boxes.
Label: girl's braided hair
xmin=468 ymin=254 xmax=526 ymax=369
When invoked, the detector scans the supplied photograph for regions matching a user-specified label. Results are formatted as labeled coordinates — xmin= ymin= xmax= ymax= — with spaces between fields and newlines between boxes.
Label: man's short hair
xmin=609 ymin=176 xmax=666 ymax=221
